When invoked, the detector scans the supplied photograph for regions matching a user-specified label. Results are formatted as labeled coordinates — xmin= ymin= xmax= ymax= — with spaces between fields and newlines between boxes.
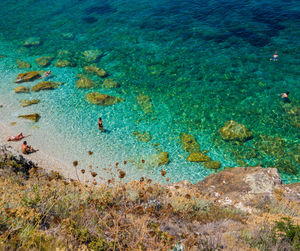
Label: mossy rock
xmin=18 ymin=113 xmax=40 ymax=122
xmin=84 ymin=65 xmax=107 ymax=77
xmin=17 ymin=59 xmax=31 ymax=69
xmin=23 ymin=37 xmax=41 ymax=47
xmin=85 ymin=92 xmax=124 ymax=106
xmin=218 ymin=120 xmax=253 ymax=142
xmin=31 ymin=81 xmax=63 ymax=92
xmin=253 ymin=135 xmax=286 ymax=157
xmin=133 ymin=131 xmax=152 ymax=142
xmin=102 ymin=79 xmax=119 ymax=89
xmin=137 ymin=94 xmax=154 ymax=114
xmin=81 ymin=50 xmax=103 ymax=63
xmin=14 ymin=86 xmax=29 ymax=93
xmin=36 ymin=56 xmax=53 ymax=67
xmin=75 ymin=77 xmax=97 ymax=89
xmin=20 ymin=99 xmax=40 ymax=107
xmin=187 ymin=152 xmax=210 ymax=162
xmin=54 ymin=59 xmax=75 ymax=67
xmin=149 ymin=152 xmax=170 ymax=167
xmin=15 ymin=71 xmax=40 ymax=83
xmin=274 ymin=158 xmax=298 ymax=175
xmin=181 ymin=133 xmax=200 ymax=153
xmin=203 ymin=161 xmax=221 ymax=169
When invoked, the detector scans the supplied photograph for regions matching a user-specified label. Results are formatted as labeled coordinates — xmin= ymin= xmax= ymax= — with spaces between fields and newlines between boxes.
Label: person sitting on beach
xmin=98 ymin=117 xmax=104 ymax=131
xmin=21 ymin=141 xmax=39 ymax=154
xmin=270 ymin=51 xmax=278 ymax=61
xmin=7 ymin=132 xmax=25 ymax=142
xmin=38 ymin=70 xmax=51 ymax=79
xmin=279 ymin=92 xmax=290 ymax=103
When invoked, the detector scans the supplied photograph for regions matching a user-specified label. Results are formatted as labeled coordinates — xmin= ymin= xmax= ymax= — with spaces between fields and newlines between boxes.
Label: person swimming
xmin=38 ymin=70 xmax=51 ymax=79
xmin=270 ymin=51 xmax=278 ymax=61
xmin=279 ymin=92 xmax=290 ymax=103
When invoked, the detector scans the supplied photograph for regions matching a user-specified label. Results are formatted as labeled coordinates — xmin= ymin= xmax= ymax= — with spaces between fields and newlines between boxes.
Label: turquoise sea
xmin=0 ymin=0 xmax=299 ymax=183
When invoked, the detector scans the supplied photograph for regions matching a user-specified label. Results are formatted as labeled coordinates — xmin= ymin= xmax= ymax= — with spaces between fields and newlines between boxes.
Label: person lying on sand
xmin=21 ymin=141 xmax=39 ymax=154
xmin=7 ymin=132 xmax=27 ymax=142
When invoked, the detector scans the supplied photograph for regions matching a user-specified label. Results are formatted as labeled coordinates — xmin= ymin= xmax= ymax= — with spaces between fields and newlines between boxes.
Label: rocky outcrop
xmin=20 ymin=99 xmax=40 ymax=107
xmin=84 ymin=66 xmax=107 ymax=77
xmin=17 ymin=59 xmax=31 ymax=69
xmin=18 ymin=113 xmax=40 ymax=122
xmin=75 ymin=77 xmax=97 ymax=89
xmin=187 ymin=152 xmax=210 ymax=162
xmin=137 ymin=94 xmax=154 ymax=114
xmin=181 ymin=133 xmax=200 ymax=153
xmin=15 ymin=71 xmax=40 ymax=83
xmin=31 ymin=81 xmax=63 ymax=92
xmin=36 ymin=56 xmax=53 ymax=67
xmin=218 ymin=120 xmax=253 ymax=142
xmin=102 ymin=79 xmax=119 ymax=89
xmin=85 ymin=92 xmax=124 ymax=106
xmin=14 ymin=86 xmax=29 ymax=93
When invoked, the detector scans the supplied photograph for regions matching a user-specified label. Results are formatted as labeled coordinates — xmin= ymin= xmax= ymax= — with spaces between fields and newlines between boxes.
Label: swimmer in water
xmin=270 ymin=51 xmax=278 ymax=61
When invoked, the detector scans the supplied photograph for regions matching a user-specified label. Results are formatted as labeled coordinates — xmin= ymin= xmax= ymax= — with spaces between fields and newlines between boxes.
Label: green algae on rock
xmin=18 ymin=113 xmax=40 ymax=122
xmin=23 ymin=37 xmax=41 ymax=47
xmin=149 ymin=152 xmax=170 ymax=167
xmin=218 ymin=120 xmax=253 ymax=142
xmin=187 ymin=151 xmax=210 ymax=162
xmin=14 ymin=86 xmax=29 ymax=93
xmin=102 ymin=79 xmax=119 ymax=89
xmin=137 ymin=94 xmax=154 ymax=114
xmin=133 ymin=131 xmax=152 ymax=142
xmin=203 ymin=160 xmax=221 ymax=169
xmin=36 ymin=56 xmax=53 ymax=67
xmin=274 ymin=158 xmax=298 ymax=175
xmin=15 ymin=71 xmax=40 ymax=83
xmin=75 ymin=77 xmax=97 ymax=89
xmin=20 ymin=99 xmax=40 ymax=107
xmin=54 ymin=59 xmax=75 ymax=67
xmin=81 ymin=50 xmax=103 ymax=63
xmin=181 ymin=133 xmax=200 ymax=153
xmin=17 ymin=59 xmax=31 ymax=69
xmin=83 ymin=65 xmax=107 ymax=77
xmin=31 ymin=81 xmax=64 ymax=92
xmin=85 ymin=92 xmax=124 ymax=106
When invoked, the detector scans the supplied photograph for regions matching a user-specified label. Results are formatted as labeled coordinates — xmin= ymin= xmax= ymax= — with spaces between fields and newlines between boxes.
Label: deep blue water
xmin=0 ymin=0 xmax=299 ymax=183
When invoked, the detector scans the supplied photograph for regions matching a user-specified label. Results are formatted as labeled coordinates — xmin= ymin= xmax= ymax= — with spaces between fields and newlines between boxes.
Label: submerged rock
xmin=85 ymin=92 xmax=124 ymax=106
xmin=81 ymin=50 xmax=103 ymax=63
xmin=218 ymin=120 xmax=253 ymax=142
xmin=15 ymin=71 xmax=40 ymax=83
xmin=84 ymin=65 xmax=107 ymax=77
xmin=31 ymin=81 xmax=63 ymax=92
xmin=274 ymin=157 xmax=298 ymax=175
xmin=203 ymin=160 xmax=221 ymax=169
xmin=149 ymin=152 xmax=170 ymax=167
xmin=75 ymin=77 xmax=97 ymax=89
xmin=102 ymin=79 xmax=119 ymax=89
xmin=181 ymin=133 xmax=200 ymax=153
xmin=61 ymin=33 xmax=74 ymax=40
xmin=20 ymin=99 xmax=40 ymax=107
xmin=23 ymin=37 xmax=41 ymax=47
xmin=54 ymin=59 xmax=74 ymax=67
xmin=187 ymin=151 xmax=210 ymax=162
xmin=137 ymin=94 xmax=154 ymax=114
xmin=17 ymin=59 xmax=31 ymax=69
xmin=133 ymin=131 xmax=152 ymax=142
xmin=36 ymin=56 xmax=53 ymax=67
xmin=18 ymin=113 xmax=40 ymax=122
xmin=14 ymin=86 xmax=29 ymax=93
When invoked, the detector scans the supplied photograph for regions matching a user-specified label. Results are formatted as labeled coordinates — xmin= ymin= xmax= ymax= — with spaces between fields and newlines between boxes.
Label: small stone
xmin=75 ymin=77 xmax=97 ymax=89
xmin=187 ymin=152 xmax=210 ymax=162
xmin=31 ymin=81 xmax=64 ymax=92
xmin=23 ymin=37 xmax=41 ymax=47
xmin=14 ymin=86 xmax=29 ymax=93
xmin=84 ymin=65 xmax=107 ymax=77
xmin=17 ymin=59 xmax=31 ymax=69
xmin=20 ymin=99 xmax=40 ymax=107
xmin=36 ymin=56 xmax=53 ymax=67
xmin=15 ymin=71 xmax=40 ymax=83
xmin=203 ymin=161 xmax=221 ymax=169
xmin=85 ymin=92 xmax=124 ymax=106
xmin=18 ymin=113 xmax=40 ymax=122
xmin=102 ymin=79 xmax=119 ymax=89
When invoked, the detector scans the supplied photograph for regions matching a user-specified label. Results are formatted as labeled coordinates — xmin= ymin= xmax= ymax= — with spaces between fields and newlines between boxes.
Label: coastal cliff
xmin=0 ymin=144 xmax=299 ymax=250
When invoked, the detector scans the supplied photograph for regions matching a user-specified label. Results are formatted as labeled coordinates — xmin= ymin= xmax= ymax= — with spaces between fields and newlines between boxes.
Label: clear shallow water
xmin=0 ymin=0 xmax=299 ymax=183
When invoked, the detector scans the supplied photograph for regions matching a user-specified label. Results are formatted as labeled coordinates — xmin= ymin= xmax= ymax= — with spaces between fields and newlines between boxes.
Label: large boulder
xmin=181 ymin=133 xmax=200 ymax=153
xmin=18 ymin=113 xmax=40 ymax=122
xmin=17 ymin=59 xmax=31 ymax=69
xmin=15 ymin=71 xmax=40 ymax=83
xmin=75 ymin=77 xmax=97 ymax=89
xmin=102 ymin=79 xmax=119 ymax=89
xmin=23 ymin=37 xmax=41 ymax=47
xmin=187 ymin=151 xmax=210 ymax=162
xmin=14 ymin=86 xmax=29 ymax=93
xmin=83 ymin=65 xmax=107 ymax=77
xmin=20 ymin=99 xmax=40 ymax=107
xmin=31 ymin=81 xmax=63 ymax=92
xmin=137 ymin=94 xmax=154 ymax=114
xmin=85 ymin=92 xmax=124 ymax=106
xmin=36 ymin=56 xmax=53 ymax=67
xmin=218 ymin=120 xmax=253 ymax=142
